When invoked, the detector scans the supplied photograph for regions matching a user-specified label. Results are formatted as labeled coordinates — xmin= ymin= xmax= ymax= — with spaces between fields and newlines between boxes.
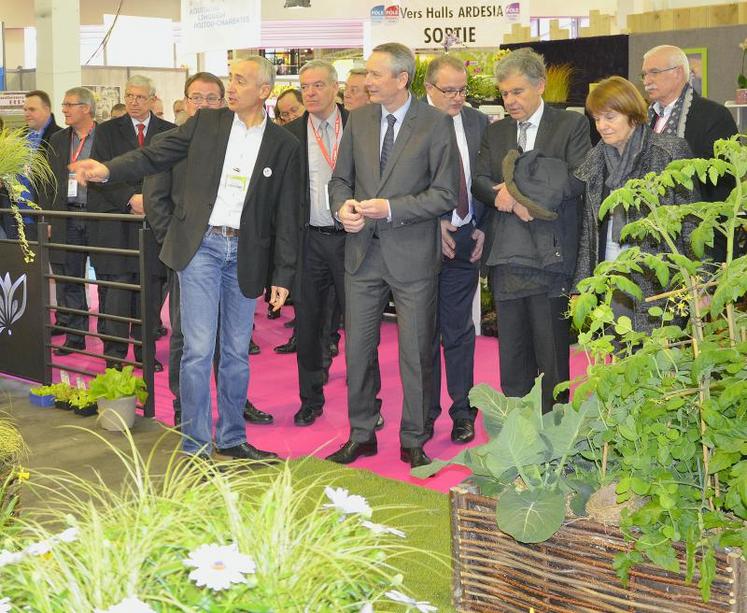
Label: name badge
xmin=68 ymin=174 xmax=78 ymax=198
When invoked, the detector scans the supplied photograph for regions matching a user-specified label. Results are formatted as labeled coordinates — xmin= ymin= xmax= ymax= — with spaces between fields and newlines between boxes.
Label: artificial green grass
xmin=288 ymin=457 xmax=455 ymax=611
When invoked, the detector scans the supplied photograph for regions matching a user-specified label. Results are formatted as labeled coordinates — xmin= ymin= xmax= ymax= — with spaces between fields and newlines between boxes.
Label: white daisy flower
xmin=0 ymin=597 xmax=10 ymax=613
xmin=0 ymin=549 xmax=25 ymax=567
xmin=360 ymin=603 xmax=374 ymax=613
xmin=25 ymin=538 xmax=54 ymax=556
xmin=183 ymin=543 xmax=256 ymax=591
xmin=94 ymin=596 xmax=156 ymax=613
xmin=385 ymin=590 xmax=438 ymax=612
xmin=56 ymin=527 xmax=79 ymax=543
xmin=323 ymin=486 xmax=372 ymax=517
xmin=361 ymin=520 xmax=406 ymax=538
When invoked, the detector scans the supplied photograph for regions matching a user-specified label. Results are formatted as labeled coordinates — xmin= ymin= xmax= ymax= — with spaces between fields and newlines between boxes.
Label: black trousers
xmin=295 ymin=228 xmax=347 ymax=410
xmin=430 ymin=224 xmax=480 ymax=422
xmin=491 ymin=284 xmax=571 ymax=414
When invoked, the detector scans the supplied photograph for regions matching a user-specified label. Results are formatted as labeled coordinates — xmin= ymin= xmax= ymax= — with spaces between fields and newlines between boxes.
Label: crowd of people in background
xmin=4 ymin=41 xmax=738 ymax=465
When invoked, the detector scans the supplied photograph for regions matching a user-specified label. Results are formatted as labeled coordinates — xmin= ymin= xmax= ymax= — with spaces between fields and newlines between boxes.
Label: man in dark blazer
xmin=472 ymin=48 xmax=591 ymax=414
xmin=642 ymin=44 xmax=738 ymax=259
xmin=44 ymin=87 xmax=97 ymax=355
xmin=87 ymin=75 xmax=174 ymax=369
xmin=424 ymin=54 xmax=489 ymax=445
xmin=72 ymin=57 xmax=300 ymax=461
xmin=327 ymin=42 xmax=460 ymax=468
xmin=283 ymin=60 xmax=351 ymax=427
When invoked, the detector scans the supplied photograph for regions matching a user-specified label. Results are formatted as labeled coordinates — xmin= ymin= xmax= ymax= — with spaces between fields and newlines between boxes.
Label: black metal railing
xmin=0 ymin=208 xmax=157 ymax=417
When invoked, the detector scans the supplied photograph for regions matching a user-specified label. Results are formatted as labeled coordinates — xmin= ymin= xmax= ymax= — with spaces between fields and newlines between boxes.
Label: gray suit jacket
xmin=328 ymin=97 xmax=460 ymax=283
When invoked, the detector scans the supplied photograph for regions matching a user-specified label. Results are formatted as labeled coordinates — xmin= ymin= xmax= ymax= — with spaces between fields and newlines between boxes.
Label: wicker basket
xmin=450 ymin=487 xmax=746 ymax=612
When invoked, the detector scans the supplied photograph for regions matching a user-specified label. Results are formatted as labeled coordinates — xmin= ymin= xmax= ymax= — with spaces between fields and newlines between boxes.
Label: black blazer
xmin=87 ymin=112 xmax=175 ymax=274
xmin=107 ymin=107 xmax=301 ymax=298
xmin=472 ymin=104 xmax=591 ymax=286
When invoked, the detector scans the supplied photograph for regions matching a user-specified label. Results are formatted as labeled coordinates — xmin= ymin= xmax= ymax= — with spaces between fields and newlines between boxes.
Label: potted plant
xmin=28 ymin=385 xmax=56 ymax=408
xmin=89 ymin=366 xmax=148 ymax=431
xmin=50 ymin=382 xmax=75 ymax=410
xmin=737 ymin=37 xmax=747 ymax=104
xmin=415 ymin=136 xmax=747 ymax=610
xmin=68 ymin=388 xmax=97 ymax=417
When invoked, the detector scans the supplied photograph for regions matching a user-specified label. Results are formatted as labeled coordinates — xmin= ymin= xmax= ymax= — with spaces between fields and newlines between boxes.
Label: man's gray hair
xmin=426 ymin=54 xmax=467 ymax=84
xmin=299 ymin=60 xmax=338 ymax=82
xmin=65 ymin=87 xmax=96 ymax=117
xmin=125 ymin=75 xmax=156 ymax=97
xmin=643 ymin=45 xmax=690 ymax=76
xmin=494 ymin=48 xmax=546 ymax=85
xmin=348 ymin=67 xmax=368 ymax=78
xmin=372 ymin=42 xmax=415 ymax=89
xmin=239 ymin=55 xmax=276 ymax=90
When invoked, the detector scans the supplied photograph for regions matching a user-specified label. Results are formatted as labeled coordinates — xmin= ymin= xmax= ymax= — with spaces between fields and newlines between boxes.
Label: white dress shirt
xmin=308 ymin=106 xmax=341 ymax=227
xmin=519 ymin=100 xmax=545 ymax=152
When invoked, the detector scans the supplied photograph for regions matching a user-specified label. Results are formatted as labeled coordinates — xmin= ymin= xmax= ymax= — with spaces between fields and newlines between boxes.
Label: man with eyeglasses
xmin=642 ymin=44 xmax=738 ymax=260
xmin=87 ymin=75 xmax=175 ymax=372
xmin=473 ymin=48 xmax=590 ymax=414
xmin=275 ymin=89 xmax=305 ymax=125
xmin=424 ymin=54 xmax=488 ymax=445
xmin=43 ymin=88 xmax=96 ymax=356
xmin=72 ymin=57 xmax=301 ymax=462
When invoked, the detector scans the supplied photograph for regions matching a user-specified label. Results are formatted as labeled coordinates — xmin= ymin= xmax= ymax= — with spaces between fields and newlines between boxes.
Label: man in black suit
xmin=44 ymin=87 xmax=97 ymax=355
xmin=87 ymin=75 xmax=174 ymax=369
xmin=472 ymin=48 xmax=591 ymax=414
xmin=642 ymin=44 xmax=738 ymax=259
xmin=283 ymin=60 xmax=350 ymax=427
xmin=72 ymin=57 xmax=300 ymax=461
xmin=424 ymin=55 xmax=489 ymax=444
xmin=327 ymin=42 xmax=460 ymax=468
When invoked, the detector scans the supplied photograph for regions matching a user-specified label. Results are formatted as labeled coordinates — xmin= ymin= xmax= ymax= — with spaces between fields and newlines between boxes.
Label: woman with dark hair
xmin=573 ymin=76 xmax=694 ymax=333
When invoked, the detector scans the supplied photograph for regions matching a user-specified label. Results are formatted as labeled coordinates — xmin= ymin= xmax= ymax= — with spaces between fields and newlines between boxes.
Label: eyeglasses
xmin=430 ymin=84 xmax=468 ymax=98
xmin=124 ymin=93 xmax=150 ymax=103
xmin=278 ymin=107 xmax=301 ymax=120
xmin=61 ymin=102 xmax=86 ymax=108
xmin=639 ymin=66 xmax=679 ymax=80
xmin=187 ymin=94 xmax=223 ymax=105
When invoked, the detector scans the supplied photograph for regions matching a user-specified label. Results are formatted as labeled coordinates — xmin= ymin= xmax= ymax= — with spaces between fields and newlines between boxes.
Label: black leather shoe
xmin=215 ymin=442 xmax=279 ymax=462
xmin=243 ymin=400 xmax=273 ymax=424
xmin=267 ymin=305 xmax=280 ymax=319
xmin=294 ymin=405 xmax=322 ymax=426
xmin=154 ymin=359 xmax=164 ymax=373
xmin=54 ymin=343 xmax=84 ymax=356
xmin=400 ymin=446 xmax=431 ymax=468
xmin=326 ymin=438 xmax=377 ymax=464
xmin=249 ymin=338 xmax=261 ymax=355
xmin=451 ymin=418 xmax=475 ymax=444
xmin=375 ymin=414 xmax=385 ymax=430
xmin=328 ymin=342 xmax=339 ymax=358
xmin=274 ymin=335 xmax=296 ymax=354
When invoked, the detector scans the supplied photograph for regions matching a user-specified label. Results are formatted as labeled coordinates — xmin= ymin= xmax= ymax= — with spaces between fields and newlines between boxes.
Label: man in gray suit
xmin=327 ymin=42 xmax=460 ymax=468
xmin=472 ymin=48 xmax=591 ymax=414
xmin=424 ymin=54 xmax=489 ymax=445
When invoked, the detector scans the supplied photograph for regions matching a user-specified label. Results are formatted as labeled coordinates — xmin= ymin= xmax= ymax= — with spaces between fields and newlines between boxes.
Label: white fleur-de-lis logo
xmin=0 ymin=273 xmax=27 ymax=336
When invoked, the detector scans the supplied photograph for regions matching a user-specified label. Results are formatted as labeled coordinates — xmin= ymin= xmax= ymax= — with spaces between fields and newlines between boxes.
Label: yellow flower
xmin=16 ymin=468 xmax=30 ymax=482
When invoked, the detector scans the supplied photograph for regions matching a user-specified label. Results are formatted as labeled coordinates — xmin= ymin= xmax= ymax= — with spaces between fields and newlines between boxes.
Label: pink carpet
xmin=49 ymin=292 xmax=590 ymax=494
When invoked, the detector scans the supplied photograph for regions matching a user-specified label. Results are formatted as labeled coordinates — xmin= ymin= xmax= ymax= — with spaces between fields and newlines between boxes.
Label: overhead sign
xmin=181 ymin=0 xmax=261 ymax=53
xmin=369 ymin=1 xmax=528 ymax=49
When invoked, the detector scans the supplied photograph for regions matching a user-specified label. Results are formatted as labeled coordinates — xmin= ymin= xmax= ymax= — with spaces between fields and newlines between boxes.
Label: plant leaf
xmin=496 ymin=487 xmax=566 ymax=543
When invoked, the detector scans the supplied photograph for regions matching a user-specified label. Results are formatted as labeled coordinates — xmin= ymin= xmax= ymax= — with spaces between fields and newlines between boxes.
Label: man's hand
xmin=513 ymin=202 xmax=534 ymax=223
xmin=440 ymin=219 xmax=457 ymax=259
xmin=470 ymin=228 xmax=485 ymax=263
xmin=338 ymin=200 xmax=365 ymax=233
xmin=69 ymin=159 xmax=110 ymax=185
xmin=269 ymin=286 xmax=290 ymax=311
xmin=356 ymin=198 xmax=390 ymax=219
xmin=129 ymin=194 xmax=144 ymax=214
xmin=493 ymin=182 xmax=516 ymax=213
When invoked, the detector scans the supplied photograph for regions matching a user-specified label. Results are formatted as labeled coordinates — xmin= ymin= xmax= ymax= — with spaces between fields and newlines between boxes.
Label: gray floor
xmin=0 ymin=376 xmax=183 ymax=513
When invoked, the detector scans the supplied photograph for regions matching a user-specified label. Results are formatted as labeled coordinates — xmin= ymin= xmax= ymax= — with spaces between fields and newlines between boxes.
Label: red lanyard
xmin=309 ymin=112 xmax=341 ymax=170
xmin=70 ymin=126 xmax=93 ymax=163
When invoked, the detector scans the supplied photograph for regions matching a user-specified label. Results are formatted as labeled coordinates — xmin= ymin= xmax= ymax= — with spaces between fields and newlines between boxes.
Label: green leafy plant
xmin=49 ymin=382 xmax=74 ymax=403
xmin=89 ymin=366 xmax=148 ymax=404
xmin=0 ymin=127 xmax=55 ymax=262
xmin=68 ymin=389 xmax=96 ymax=411
xmin=28 ymin=385 xmax=55 ymax=397
xmin=568 ymin=135 xmax=747 ymax=601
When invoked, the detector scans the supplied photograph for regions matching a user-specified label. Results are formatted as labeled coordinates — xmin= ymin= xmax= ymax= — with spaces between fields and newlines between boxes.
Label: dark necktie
xmin=517 ymin=121 xmax=529 ymax=152
xmin=136 ymin=123 xmax=145 ymax=147
xmin=456 ymin=151 xmax=469 ymax=219
xmin=380 ymin=114 xmax=396 ymax=176
xmin=649 ymin=111 xmax=659 ymax=130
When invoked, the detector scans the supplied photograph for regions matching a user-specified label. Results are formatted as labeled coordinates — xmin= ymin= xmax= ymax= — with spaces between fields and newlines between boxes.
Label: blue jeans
xmin=177 ymin=230 xmax=257 ymax=454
